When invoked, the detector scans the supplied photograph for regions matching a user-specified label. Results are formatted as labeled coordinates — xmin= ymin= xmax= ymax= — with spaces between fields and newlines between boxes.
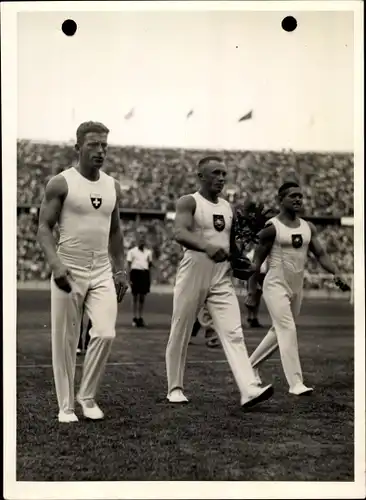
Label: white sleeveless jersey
xmin=265 ymin=216 xmax=311 ymax=292
xmin=189 ymin=192 xmax=233 ymax=255
xmin=57 ymin=167 xmax=116 ymax=255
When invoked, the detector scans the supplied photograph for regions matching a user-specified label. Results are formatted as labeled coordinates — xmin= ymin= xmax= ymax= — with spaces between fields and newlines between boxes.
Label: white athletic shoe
xmin=77 ymin=397 xmax=104 ymax=420
xmin=289 ymin=384 xmax=314 ymax=396
xmin=167 ymin=389 xmax=189 ymax=404
xmin=58 ymin=410 xmax=79 ymax=423
xmin=241 ymin=384 xmax=274 ymax=409
xmin=253 ymin=367 xmax=262 ymax=385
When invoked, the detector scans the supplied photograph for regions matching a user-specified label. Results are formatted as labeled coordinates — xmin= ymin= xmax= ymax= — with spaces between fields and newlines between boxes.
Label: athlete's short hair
xmin=278 ymin=181 xmax=300 ymax=199
xmin=197 ymin=155 xmax=224 ymax=170
xmin=76 ymin=121 xmax=110 ymax=145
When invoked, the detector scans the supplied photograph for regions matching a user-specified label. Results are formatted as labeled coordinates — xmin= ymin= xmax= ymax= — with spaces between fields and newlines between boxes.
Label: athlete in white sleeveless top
xmin=165 ymin=156 xmax=274 ymax=409
xmin=247 ymin=182 xmax=349 ymax=395
xmin=37 ymin=122 xmax=128 ymax=423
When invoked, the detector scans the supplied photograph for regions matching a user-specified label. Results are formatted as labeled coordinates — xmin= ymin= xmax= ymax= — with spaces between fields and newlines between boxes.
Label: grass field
xmin=16 ymin=290 xmax=354 ymax=481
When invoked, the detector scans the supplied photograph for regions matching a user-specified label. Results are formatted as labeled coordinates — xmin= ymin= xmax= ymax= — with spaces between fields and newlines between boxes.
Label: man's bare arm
xmin=37 ymin=175 xmax=68 ymax=271
xmin=173 ymin=195 xmax=207 ymax=252
xmin=252 ymin=224 xmax=276 ymax=271
xmin=109 ymin=180 xmax=125 ymax=273
xmin=247 ymin=224 xmax=276 ymax=294
xmin=308 ymin=222 xmax=339 ymax=275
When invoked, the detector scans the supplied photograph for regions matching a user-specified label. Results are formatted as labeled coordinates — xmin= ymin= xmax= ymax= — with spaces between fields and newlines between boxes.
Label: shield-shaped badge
xmin=213 ymin=214 xmax=225 ymax=232
xmin=292 ymin=234 xmax=303 ymax=249
xmin=90 ymin=193 xmax=102 ymax=210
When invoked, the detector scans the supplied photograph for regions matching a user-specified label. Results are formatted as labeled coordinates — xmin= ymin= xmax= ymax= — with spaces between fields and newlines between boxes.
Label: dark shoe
xmin=206 ymin=337 xmax=221 ymax=348
xmin=241 ymin=385 xmax=274 ymax=410
xmin=132 ymin=317 xmax=139 ymax=327
xmin=138 ymin=318 xmax=147 ymax=328
xmin=250 ymin=319 xmax=263 ymax=328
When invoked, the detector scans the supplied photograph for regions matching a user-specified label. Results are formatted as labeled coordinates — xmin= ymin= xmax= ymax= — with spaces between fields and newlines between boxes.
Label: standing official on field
xmin=127 ymin=233 xmax=153 ymax=328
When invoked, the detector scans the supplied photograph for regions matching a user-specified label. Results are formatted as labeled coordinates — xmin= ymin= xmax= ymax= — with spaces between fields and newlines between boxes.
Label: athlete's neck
xmin=279 ymin=210 xmax=299 ymax=223
xmin=198 ymin=188 xmax=219 ymax=204
xmin=76 ymin=163 xmax=101 ymax=182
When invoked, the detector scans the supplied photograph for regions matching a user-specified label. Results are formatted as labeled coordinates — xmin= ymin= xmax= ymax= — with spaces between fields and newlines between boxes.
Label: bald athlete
xmin=165 ymin=156 xmax=274 ymax=409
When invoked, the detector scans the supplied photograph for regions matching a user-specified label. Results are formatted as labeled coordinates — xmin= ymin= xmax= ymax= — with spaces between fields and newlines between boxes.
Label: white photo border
xmin=2 ymin=1 xmax=364 ymax=499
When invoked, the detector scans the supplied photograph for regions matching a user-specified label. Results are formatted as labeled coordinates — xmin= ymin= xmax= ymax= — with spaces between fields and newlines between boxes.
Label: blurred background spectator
xmin=17 ymin=140 xmax=354 ymax=288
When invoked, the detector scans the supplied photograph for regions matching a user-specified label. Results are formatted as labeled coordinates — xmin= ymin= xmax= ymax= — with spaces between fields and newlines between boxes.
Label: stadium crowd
xmin=17 ymin=140 xmax=354 ymax=289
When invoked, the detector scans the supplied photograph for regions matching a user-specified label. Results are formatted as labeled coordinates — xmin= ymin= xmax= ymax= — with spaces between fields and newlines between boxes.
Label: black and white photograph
xmin=2 ymin=1 xmax=364 ymax=498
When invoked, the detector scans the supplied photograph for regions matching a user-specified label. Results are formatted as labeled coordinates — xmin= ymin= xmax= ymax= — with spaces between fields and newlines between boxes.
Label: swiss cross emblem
xmin=213 ymin=214 xmax=225 ymax=232
xmin=90 ymin=193 xmax=102 ymax=210
xmin=291 ymin=234 xmax=303 ymax=249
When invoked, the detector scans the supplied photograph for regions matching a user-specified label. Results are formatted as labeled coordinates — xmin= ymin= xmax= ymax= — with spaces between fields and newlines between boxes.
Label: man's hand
xmin=52 ymin=261 xmax=73 ymax=293
xmin=334 ymin=276 xmax=351 ymax=292
xmin=113 ymin=270 xmax=129 ymax=303
xmin=204 ymin=243 xmax=229 ymax=263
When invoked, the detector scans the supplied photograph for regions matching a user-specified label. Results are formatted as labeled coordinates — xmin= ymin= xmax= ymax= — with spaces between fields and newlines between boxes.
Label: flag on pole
xmin=124 ymin=107 xmax=135 ymax=120
xmin=238 ymin=110 xmax=253 ymax=122
xmin=186 ymin=109 xmax=194 ymax=119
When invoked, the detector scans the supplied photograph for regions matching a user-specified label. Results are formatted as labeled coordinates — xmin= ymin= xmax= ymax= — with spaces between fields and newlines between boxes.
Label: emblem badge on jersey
xmin=292 ymin=234 xmax=303 ymax=249
xmin=213 ymin=214 xmax=225 ymax=232
xmin=90 ymin=193 xmax=102 ymax=210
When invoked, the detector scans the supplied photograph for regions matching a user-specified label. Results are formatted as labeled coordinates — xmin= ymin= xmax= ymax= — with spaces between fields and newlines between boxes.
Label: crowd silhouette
xmin=17 ymin=140 xmax=354 ymax=289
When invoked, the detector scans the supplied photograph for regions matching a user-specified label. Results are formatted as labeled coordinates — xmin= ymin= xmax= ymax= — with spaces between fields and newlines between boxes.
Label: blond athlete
xmin=165 ymin=156 xmax=274 ymax=409
xmin=38 ymin=121 xmax=128 ymax=423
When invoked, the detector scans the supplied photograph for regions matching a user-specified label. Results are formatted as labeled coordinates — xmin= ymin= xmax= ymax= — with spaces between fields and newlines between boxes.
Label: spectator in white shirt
xmin=126 ymin=233 xmax=153 ymax=327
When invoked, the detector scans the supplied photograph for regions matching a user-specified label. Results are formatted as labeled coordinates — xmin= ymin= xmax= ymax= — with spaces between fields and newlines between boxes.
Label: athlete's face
xmin=199 ymin=162 xmax=227 ymax=194
xmin=280 ymin=187 xmax=304 ymax=213
xmin=76 ymin=132 xmax=108 ymax=169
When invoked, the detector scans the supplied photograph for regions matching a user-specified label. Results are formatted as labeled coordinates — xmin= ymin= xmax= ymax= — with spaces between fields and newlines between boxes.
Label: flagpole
xmin=181 ymin=109 xmax=193 ymax=164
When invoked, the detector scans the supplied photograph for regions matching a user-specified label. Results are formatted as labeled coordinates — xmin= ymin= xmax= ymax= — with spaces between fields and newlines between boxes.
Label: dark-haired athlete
xmin=247 ymin=182 xmax=350 ymax=395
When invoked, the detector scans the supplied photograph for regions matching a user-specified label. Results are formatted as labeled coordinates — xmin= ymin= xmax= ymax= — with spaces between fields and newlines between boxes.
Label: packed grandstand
xmin=17 ymin=140 xmax=354 ymax=290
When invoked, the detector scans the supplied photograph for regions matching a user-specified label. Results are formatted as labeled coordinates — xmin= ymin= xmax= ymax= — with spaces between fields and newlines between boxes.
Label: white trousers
xmin=250 ymin=276 xmax=303 ymax=390
xmin=51 ymin=248 xmax=117 ymax=412
xmin=166 ymin=251 xmax=258 ymax=402
xmin=197 ymin=306 xmax=214 ymax=330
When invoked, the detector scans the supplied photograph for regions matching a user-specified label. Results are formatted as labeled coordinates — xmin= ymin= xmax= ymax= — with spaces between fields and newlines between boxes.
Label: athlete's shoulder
xmin=101 ymin=169 xmax=116 ymax=184
xmin=102 ymin=172 xmax=121 ymax=199
xmin=302 ymin=218 xmax=316 ymax=234
xmin=58 ymin=166 xmax=76 ymax=180
xmin=45 ymin=173 xmax=68 ymax=199
xmin=176 ymin=193 xmax=197 ymax=212
xmin=264 ymin=215 xmax=277 ymax=228
xmin=113 ymin=177 xmax=122 ymax=199
xmin=258 ymin=221 xmax=276 ymax=242
xmin=218 ymin=196 xmax=233 ymax=210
